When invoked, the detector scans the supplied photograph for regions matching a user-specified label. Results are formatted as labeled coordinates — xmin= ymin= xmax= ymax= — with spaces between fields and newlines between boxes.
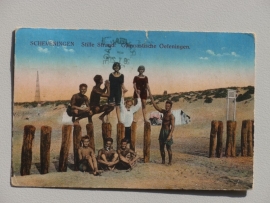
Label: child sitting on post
xmin=78 ymin=135 xmax=100 ymax=176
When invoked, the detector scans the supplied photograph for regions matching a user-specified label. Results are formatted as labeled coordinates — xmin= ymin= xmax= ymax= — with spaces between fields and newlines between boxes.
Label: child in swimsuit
xmin=108 ymin=62 xmax=128 ymax=123
xmin=133 ymin=65 xmax=150 ymax=122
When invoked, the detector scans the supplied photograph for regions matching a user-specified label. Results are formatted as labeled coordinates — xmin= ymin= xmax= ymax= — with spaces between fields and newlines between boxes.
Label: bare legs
xmin=134 ymin=98 xmax=147 ymax=122
xmin=159 ymin=141 xmax=172 ymax=165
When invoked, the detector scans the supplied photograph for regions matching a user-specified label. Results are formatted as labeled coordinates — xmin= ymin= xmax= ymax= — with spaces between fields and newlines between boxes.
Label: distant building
xmin=163 ymin=90 xmax=167 ymax=95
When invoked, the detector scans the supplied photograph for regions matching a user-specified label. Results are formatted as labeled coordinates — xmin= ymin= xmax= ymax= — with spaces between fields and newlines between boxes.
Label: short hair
xmin=137 ymin=65 xmax=145 ymax=71
xmin=121 ymin=138 xmax=127 ymax=144
xmin=165 ymin=100 xmax=173 ymax=107
xmin=93 ymin=75 xmax=102 ymax=84
xmin=125 ymin=99 xmax=133 ymax=105
xmin=105 ymin=137 xmax=113 ymax=143
xmin=112 ymin=62 xmax=121 ymax=70
xmin=79 ymin=83 xmax=88 ymax=89
xmin=81 ymin=135 xmax=90 ymax=141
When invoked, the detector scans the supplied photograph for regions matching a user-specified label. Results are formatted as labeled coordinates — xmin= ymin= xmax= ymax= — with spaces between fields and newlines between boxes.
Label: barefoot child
xmin=117 ymin=139 xmax=139 ymax=170
xmin=120 ymin=90 xmax=141 ymax=144
xmin=97 ymin=138 xmax=119 ymax=171
xmin=108 ymin=62 xmax=128 ymax=123
xmin=89 ymin=75 xmax=114 ymax=123
xmin=149 ymin=90 xmax=175 ymax=165
xmin=78 ymin=135 xmax=100 ymax=175
xmin=133 ymin=65 xmax=150 ymax=122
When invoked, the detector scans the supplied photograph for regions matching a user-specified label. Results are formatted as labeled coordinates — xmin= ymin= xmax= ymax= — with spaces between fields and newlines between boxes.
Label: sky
xmin=14 ymin=28 xmax=255 ymax=102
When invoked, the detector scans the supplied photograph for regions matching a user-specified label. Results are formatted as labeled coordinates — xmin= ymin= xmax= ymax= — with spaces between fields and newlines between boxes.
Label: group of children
xmin=70 ymin=62 xmax=175 ymax=175
xmin=78 ymin=136 xmax=138 ymax=176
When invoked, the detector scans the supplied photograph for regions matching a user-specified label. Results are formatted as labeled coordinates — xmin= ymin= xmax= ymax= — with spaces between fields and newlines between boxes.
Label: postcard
xmin=12 ymin=28 xmax=254 ymax=190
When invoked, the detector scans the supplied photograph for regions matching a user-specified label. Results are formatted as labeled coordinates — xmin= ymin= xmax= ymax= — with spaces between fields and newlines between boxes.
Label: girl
xmin=108 ymin=62 xmax=128 ymax=123
xmin=133 ymin=65 xmax=150 ymax=123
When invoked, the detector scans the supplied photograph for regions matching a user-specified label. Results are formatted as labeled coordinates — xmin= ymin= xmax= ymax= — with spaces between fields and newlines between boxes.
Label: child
xmin=120 ymin=90 xmax=141 ymax=144
xmin=108 ymin=62 xmax=128 ymax=123
xmin=133 ymin=65 xmax=150 ymax=122
xmin=117 ymin=139 xmax=139 ymax=171
xmin=78 ymin=135 xmax=100 ymax=176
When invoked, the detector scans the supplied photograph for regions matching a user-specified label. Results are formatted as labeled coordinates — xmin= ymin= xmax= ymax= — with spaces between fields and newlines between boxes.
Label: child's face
xmin=83 ymin=139 xmax=90 ymax=147
xmin=125 ymin=101 xmax=132 ymax=110
xmin=79 ymin=86 xmax=87 ymax=95
xmin=121 ymin=141 xmax=127 ymax=149
xmin=113 ymin=65 xmax=120 ymax=72
xmin=105 ymin=141 xmax=112 ymax=149
xmin=138 ymin=68 xmax=145 ymax=74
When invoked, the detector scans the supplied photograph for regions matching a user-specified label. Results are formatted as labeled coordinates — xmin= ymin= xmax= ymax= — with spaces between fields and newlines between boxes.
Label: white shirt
xmin=120 ymin=97 xmax=141 ymax=127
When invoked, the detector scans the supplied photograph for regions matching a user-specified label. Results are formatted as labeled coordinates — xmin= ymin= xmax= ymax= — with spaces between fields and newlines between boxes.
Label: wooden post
xmin=20 ymin=125 xmax=36 ymax=176
xmin=117 ymin=123 xmax=125 ymax=149
xmin=247 ymin=120 xmax=253 ymax=157
xmin=102 ymin=123 xmax=112 ymax=147
xmin=86 ymin=123 xmax=95 ymax=152
xmin=216 ymin=121 xmax=223 ymax=158
xmin=59 ymin=125 xmax=72 ymax=172
xmin=209 ymin=120 xmax=218 ymax=158
xmin=225 ymin=121 xmax=237 ymax=157
xmin=40 ymin=126 xmax=52 ymax=174
xmin=73 ymin=125 xmax=82 ymax=171
xmin=252 ymin=120 xmax=254 ymax=148
xmin=130 ymin=122 xmax=137 ymax=151
xmin=241 ymin=120 xmax=248 ymax=157
xmin=143 ymin=122 xmax=151 ymax=163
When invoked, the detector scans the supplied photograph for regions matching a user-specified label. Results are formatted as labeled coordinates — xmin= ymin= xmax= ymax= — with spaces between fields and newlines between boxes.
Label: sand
xmin=11 ymin=89 xmax=254 ymax=190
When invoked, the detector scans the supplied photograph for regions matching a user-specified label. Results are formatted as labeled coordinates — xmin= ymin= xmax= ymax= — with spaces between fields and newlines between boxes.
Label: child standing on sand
xmin=133 ymin=65 xmax=150 ymax=123
xmin=108 ymin=62 xmax=128 ymax=123
xmin=120 ymin=90 xmax=141 ymax=144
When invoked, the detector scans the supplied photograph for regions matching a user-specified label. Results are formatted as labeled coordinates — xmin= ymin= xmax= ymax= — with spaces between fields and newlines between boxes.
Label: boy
xmin=97 ymin=137 xmax=119 ymax=171
xmin=117 ymin=139 xmax=139 ymax=170
xmin=70 ymin=83 xmax=92 ymax=124
xmin=78 ymin=135 xmax=100 ymax=176
xmin=89 ymin=75 xmax=114 ymax=123
xmin=120 ymin=90 xmax=141 ymax=144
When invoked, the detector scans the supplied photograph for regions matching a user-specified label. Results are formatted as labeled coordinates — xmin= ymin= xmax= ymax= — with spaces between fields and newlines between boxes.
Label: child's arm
xmin=78 ymin=148 xmax=82 ymax=160
xmin=132 ymin=90 xmax=142 ymax=112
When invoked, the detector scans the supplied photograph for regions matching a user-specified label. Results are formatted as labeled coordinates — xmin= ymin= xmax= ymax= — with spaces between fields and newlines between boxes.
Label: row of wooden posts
xmin=209 ymin=120 xmax=254 ymax=158
xmin=20 ymin=122 xmax=151 ymax=176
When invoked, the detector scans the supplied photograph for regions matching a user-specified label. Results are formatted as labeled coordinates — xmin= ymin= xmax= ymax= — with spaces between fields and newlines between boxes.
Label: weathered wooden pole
xmin=143 ymin=122 xmax=151 ymax=163
xmin=20 ymin=125 xmax=36 ymax=176
xmin=59 ymin=125 xmax=72 ymax=172
xmin=247 ymin=120 xmax=254 ymax=157
xmin=102 ymin=123 xmax=112 ymax=147
xmin=225 ymin=121 xmax=237 ymax=157
xmin=241 ymin=120 xmax=248 ymax=157
xmin=252 ymin=120 xmax=254 ymax=148
xmin=40 ymin=126 xmax=52 ymax=174
xmin=73 ymin=124 xmax=82 ymax=171
xmin=209 ymin=120 xmax=218 ymax=158
xmin=117 ymin=123 xmax=125 ymax=149
xmin=86 ymin=123 xmax=95 ymax=151
xmin=130 ymin=121 xmax=137 ymax=151
xmin=216 ymin=121 xmax=223 ymax=158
